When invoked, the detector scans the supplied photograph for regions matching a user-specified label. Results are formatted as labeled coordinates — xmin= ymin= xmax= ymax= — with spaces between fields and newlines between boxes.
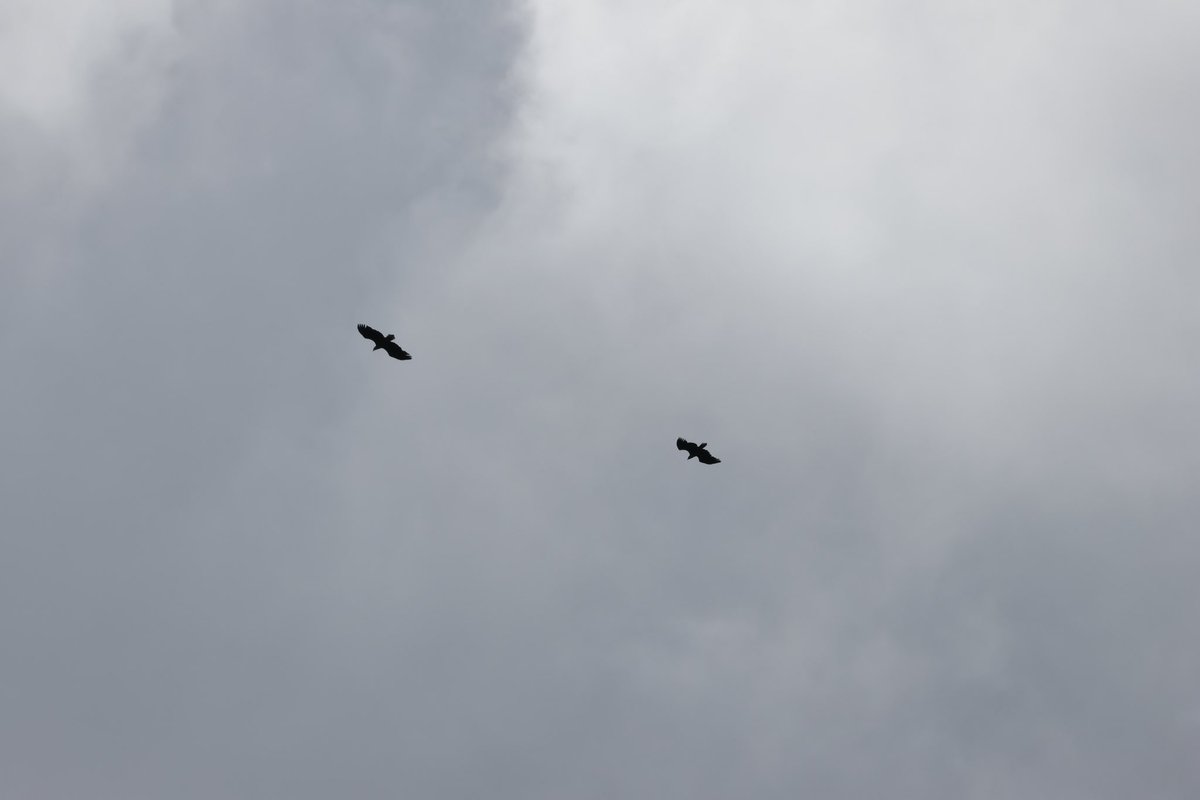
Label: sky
xmin=2 ymin=1 xmax=1199 ymax=797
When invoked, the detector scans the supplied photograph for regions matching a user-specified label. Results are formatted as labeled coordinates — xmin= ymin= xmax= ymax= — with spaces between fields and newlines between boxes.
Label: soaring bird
xmin=357 ymin=323 xmax=411 ymax=360
xmin=677 ymin=437 xmax=721 ymax=464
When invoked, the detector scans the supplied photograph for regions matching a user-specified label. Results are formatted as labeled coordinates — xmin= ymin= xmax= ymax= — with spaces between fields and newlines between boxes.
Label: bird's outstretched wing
xmin=357 ymin=323 xmax=385 ymax=346
xmin=679 ymin=436 xmax=720 ymax=464
xmin=384 ymin=341 xmax=412 ymax=360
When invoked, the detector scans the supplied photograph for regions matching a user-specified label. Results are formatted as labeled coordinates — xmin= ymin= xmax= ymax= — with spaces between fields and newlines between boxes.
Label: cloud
xmin=3 ymin=1 xmax=1199 ymax=797
xmin=1 ymin=2 xmax=524 ymax=797
xmin=0 ymin=0 xmax=176 ymax=130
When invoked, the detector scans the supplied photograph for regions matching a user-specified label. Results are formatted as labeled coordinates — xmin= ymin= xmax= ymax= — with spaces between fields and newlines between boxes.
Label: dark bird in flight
xmin=677 ymin=437 xmax=721 ymax=464
xmin=357 ymin=323 xmax=411 ymax=360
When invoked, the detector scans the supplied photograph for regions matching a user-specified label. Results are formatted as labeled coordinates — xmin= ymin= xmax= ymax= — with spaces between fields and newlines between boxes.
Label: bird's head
xmin=385 ymin=334 xmax=395 ymax=341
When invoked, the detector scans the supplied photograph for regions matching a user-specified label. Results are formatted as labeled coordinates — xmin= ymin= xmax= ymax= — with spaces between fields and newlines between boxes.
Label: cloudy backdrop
xmin=3 ymin=1 xmax=1199 ymax=797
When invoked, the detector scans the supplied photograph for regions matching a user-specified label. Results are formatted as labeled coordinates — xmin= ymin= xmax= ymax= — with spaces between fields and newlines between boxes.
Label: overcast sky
xmin=3 ymin=1 xmax=1199 ymax=797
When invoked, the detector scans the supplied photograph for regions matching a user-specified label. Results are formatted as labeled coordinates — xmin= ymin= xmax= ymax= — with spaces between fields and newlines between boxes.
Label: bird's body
xmin=677 ymin=437 xmax=721 ymax=464
xmin=357 ymin=323 xmax=411 ymax=360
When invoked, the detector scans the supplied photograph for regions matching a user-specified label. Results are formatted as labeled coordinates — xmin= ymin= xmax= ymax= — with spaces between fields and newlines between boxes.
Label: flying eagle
xmin=677 ymin=437 xmax=721 ymax=464
xmin=357 ymin=324 xmax=411 ymax=360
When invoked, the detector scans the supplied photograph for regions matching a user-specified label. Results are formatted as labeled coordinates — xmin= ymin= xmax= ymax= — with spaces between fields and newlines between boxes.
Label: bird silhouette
xmin=677 ymin=437 xmax=721 ymax=464
xmin=357 ymin=323 xmax=411 ymax=360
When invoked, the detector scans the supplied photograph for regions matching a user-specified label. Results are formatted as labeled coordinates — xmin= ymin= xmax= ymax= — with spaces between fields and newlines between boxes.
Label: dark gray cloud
xmin=3 ymin=1 xmax=1199 ymax=798
xmin=2 ymin=2 xmax=523 ymax=797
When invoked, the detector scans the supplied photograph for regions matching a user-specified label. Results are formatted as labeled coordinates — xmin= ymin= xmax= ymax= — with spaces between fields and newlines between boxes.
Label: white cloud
xmin=0 ymin=0 xmax=176 ymax=127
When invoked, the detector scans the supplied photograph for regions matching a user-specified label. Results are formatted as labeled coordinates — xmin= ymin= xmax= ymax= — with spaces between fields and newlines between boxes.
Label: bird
xmin=357 ymin=323 xmax=411 ymax=360
xmin=677 ymin=437 xmax=721 ymax=464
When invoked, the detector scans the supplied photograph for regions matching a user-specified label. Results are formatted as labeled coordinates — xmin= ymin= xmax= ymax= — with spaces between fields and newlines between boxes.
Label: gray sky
xmin=3 ymin=1 xmax=1199 ymax=797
